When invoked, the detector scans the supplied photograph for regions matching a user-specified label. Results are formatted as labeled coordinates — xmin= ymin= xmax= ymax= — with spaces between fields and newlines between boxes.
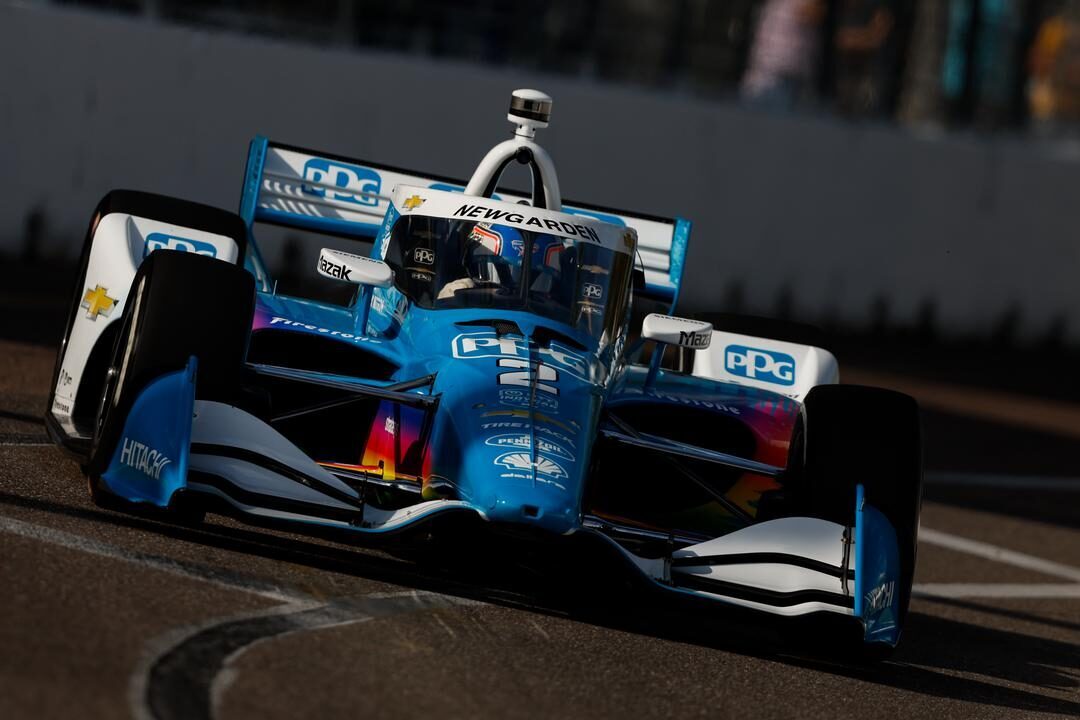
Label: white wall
xmin=2 ymin=3 xmax=1078 ymax=342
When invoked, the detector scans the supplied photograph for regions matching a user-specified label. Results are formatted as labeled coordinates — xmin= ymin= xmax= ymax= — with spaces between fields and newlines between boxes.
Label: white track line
xmin=925 ymin=472 xmax=1080 ymax=491
xmin=0 ymin=514 xmax=307 ymax=603
xmin=920 ymin=527 xmax=1080 ymax=583
xmin=913 ymin=583 xmax=1080 ymax=599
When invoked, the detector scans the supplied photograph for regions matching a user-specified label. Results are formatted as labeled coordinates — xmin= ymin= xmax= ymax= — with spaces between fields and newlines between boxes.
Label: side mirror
xmin=317 ymin=248 xmax=393 ymax=288
xmin=642 ymin=313 xmax=713 ymax=349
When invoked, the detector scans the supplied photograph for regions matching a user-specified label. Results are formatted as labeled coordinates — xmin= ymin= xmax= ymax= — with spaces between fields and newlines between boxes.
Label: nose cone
xmin=418 ymin=319 xmax=603 ymax=536
xmin=460 ymin=426 xmax=583 ymax=535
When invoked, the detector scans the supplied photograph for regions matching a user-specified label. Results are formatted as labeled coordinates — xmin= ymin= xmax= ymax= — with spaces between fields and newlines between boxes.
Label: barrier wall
xmin=2 ymin=3 xmax=1077 ymax=342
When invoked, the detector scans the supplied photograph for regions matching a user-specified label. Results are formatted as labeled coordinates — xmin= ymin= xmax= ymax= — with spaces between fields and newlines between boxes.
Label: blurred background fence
xmin=4 ymin=0 xmax=1080 ymax=349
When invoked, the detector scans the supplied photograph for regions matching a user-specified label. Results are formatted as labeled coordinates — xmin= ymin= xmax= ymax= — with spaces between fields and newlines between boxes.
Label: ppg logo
xmin=725 ymin=345 xmax=796 ymax=386
xmin=583 ymin=283 xmax=602 ymax=300
xmin=144 ymin=232 xmax=218 ymax=258
xmin=302 ymin=158 xmax=381 ymax=207
xmin=413 ymin=248 xmax=434 ymax=265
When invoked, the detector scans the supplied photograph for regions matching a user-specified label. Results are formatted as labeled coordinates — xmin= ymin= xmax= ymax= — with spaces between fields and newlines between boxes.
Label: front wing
xmin=96 ymin=359 xmax=903 ymax=647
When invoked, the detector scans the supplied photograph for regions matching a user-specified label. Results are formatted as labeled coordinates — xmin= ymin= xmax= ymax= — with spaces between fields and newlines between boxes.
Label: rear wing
xmin=239 ymin=136 xmax=691 ymax=308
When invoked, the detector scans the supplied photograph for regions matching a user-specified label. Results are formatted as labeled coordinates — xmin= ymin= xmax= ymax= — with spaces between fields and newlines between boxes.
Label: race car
xmin=45 ymin=89 xmax=922 ymax=653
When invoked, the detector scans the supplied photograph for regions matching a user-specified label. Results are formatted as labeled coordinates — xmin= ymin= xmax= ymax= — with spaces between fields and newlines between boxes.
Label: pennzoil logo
xmin=81 ymin=285 xmax=117 ymax=321
xmin=485 ymin=434 xmax=575 ymax=462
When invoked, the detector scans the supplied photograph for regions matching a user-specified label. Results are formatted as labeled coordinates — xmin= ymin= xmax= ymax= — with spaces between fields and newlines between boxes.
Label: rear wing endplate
xmin=240 ymin=136 xmax=691 ymax=307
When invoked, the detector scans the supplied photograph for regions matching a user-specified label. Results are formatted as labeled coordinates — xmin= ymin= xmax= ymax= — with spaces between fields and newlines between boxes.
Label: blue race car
xmin=46 ymin=90 xmax=922 ymax=653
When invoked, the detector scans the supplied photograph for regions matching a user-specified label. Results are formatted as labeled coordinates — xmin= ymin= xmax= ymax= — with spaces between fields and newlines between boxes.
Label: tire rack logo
xmin=485 ymin=434 xmax=575 ymax=462
xmin=81 ymin=285 xmax=117 ymax=321
xmin=583 ymin=283 xmax=603 ymax=300
xmin=864 ymin=580 xmax=895 ymax=613
xmin=144 ymin=232 xmax=218 ymax=259
xmin=301 ymin=158 xmax=381 ymax=207
xmin=319 ymin=256 xmax=352 ymax=281
xmin=724 ymin=345 xmax=796 ymax=386
xmin=481 ymin=422 xmax=576 ymax=449
xmin=495 ymin=452 xmax=568 ymax=481
xmin=119 ymin=437 xmax=172 ymax=480
xmin=413 ymin=248 xmax=435 ymax=265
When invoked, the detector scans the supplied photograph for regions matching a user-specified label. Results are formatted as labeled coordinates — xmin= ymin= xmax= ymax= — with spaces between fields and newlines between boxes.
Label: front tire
xmin=86 ymin=250 xmax=255 ymax=508
xmin=796 ymin=384 xmax=923 ymax=629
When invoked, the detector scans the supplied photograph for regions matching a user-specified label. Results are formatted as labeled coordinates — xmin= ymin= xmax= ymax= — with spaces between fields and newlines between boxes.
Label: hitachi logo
xmin=119 ymin=437 xmax=172 ymax=480
xmin=864 ymin=580 xmax=895 ymax=613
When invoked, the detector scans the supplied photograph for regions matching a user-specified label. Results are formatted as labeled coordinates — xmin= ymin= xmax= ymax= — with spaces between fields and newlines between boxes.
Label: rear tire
xmin=795 ymin=384 xmax=923 ymax=627
xmin=86 ymin=250 xmax=255 ymax=513
xmin=48 ymin=190 xmax=249 ymax=452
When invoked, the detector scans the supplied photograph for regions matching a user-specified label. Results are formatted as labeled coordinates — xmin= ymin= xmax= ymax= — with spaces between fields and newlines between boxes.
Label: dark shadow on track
xmin=1 ymin=488 xmax=1077 ymax=717
xmin=916 ymin=594 xmax=1080 ymax=635
xmin=922 ymin=410 xmax=1080 ymax=530
xmin=0 ymin=409 xmax=44 ymax=425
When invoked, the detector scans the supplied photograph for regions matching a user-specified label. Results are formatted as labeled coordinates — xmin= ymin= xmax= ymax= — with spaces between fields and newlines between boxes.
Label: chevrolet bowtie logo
xmin=402 ymin=195 xmax=425 ymax=211
xmin=81 ymin=284 xmax=117 ymax=320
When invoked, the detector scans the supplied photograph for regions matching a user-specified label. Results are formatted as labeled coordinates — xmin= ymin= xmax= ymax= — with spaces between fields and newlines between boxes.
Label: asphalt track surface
xmin=2 ymin=338 xmax=1079 ymax=719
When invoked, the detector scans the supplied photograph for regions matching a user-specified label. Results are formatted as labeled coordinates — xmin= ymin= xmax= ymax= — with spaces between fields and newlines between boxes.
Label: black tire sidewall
xmin=87 ymin=251 xmax=255 ymax=478
xmin=799 ymin=384 xmax=923 ymax=623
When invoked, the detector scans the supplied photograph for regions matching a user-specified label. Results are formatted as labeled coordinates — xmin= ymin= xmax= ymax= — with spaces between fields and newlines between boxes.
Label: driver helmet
xmin=464 ymin=222 xmax=526 ymax=285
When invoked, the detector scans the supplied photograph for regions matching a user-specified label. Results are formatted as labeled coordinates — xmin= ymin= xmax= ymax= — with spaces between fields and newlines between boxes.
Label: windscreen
xmin=384 ymin=215 xmax=633 ymax=345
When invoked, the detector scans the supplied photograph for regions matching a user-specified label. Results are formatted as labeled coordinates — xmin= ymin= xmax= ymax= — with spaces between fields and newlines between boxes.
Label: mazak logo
xmin=119 ymin=437 xmax=172 ymax=480
xmin=319 ymin=256 xmax=351 ymax=281
xmin=486 ymin=434 xmax=575 ymax=461
xmin=583 ymin=283 xmax=602 ymax=300
xmin=679 ymin=330 xmax=710 ymax=348
xmin=724 ymin=345 xmax=796 ymax=386
xmin=302 ymin=158 xmax=381 ymax=207
xmin=413 ymin=248 xmax=434 ymax=265
xmin=145 ymin=232 xmax=217 ymax=258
